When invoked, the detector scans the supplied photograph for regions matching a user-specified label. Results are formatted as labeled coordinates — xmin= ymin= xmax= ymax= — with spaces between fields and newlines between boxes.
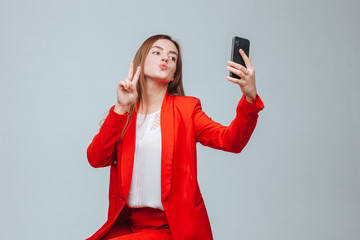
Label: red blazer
xmin=86 ymin=93 xmax=264 ymax=240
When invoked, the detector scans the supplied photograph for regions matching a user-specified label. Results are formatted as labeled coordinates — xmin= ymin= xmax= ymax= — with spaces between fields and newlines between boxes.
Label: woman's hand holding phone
xmin=227 ymin=49 xmax=257 ymax=104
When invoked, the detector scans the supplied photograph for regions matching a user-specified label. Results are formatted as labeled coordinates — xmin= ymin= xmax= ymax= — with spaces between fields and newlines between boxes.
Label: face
xmin=143 ymin=39 xmax=178 ymax=84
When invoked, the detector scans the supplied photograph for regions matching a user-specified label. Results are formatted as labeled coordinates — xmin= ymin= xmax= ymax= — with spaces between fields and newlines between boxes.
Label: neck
xmin=139 ymin=77 xmax=168 ymax=114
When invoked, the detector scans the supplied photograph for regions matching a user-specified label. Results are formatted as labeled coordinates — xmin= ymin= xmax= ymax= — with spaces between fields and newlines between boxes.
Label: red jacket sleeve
xmin=193 ymin=94 xmax=264 ymax=153
xmin=87 ymin=106 xmax=129 ymax=168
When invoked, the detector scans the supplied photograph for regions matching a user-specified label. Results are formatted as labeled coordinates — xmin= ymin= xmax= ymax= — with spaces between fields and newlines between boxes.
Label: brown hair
xmin=116 ymin=34 xmax=185 ymax=141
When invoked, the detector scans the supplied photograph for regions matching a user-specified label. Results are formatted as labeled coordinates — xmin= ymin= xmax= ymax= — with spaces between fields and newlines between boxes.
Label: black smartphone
xmin=230 ymin=36 xmax=250 ymax=79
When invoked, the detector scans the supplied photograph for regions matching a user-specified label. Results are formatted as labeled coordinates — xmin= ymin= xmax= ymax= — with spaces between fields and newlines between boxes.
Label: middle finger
xmin=227 ymin=66 xmax=247 ymax=78
xmin=227 ymin=61 xmax=247 ymax=73
xmin=127 ymin=62 xmax=134 ymax=80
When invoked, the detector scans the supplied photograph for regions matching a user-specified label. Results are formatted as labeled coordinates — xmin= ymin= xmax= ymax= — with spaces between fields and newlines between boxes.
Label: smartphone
xmin=230 ymin=36 xmax=250 ymax=79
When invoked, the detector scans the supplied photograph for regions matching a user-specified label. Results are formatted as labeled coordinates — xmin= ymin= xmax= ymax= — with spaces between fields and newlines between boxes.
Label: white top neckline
xmin=137 ymin=109 xmax=161 ymax=116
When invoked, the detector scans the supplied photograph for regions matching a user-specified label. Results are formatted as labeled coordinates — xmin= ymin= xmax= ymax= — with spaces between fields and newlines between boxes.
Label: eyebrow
xmin=152 ymin=46 xmax=178 ymax=56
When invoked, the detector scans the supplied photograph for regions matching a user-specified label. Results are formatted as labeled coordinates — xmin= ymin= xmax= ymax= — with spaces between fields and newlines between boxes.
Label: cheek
xmin=144 ymin=57 xmax=155 ymax=73
xmin=170 ymin=63 xmax=177 ymax=74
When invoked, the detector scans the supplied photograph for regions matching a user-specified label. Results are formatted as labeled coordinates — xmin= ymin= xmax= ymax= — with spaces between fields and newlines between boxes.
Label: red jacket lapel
xmin=120 ymin=104 xmax=138 ymax=198
xmin=160 ymin=93 xmax=174 ymax=201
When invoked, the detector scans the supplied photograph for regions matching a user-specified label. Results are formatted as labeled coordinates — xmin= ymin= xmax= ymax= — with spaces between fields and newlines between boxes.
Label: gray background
xmin=1 ymin=0 xmax=359 ymax=239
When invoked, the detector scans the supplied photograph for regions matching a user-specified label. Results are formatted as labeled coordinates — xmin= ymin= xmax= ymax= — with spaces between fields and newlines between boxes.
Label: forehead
xmin=151 ymin=39 xmax=178 ymax=54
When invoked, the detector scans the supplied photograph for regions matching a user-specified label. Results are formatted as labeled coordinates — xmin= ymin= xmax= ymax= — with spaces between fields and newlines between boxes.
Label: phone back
xmin=230 ymin=36 xmax=250 ymax=79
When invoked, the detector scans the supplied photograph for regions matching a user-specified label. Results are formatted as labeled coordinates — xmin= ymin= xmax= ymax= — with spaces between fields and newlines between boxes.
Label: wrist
xmin=245 ymin=94 xmax=256 ymax=104
xmin=114 ymin=103 xmax=130 ymax=115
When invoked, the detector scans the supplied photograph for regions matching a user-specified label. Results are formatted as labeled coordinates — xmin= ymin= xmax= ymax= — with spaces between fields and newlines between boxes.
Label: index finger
xmin=127 ymin=62 xmax=134 ymax=80
xmin=132 ymin=66 xmax=141 ymax=84
xmin=239 ymin=49 xmax=253 ymax=69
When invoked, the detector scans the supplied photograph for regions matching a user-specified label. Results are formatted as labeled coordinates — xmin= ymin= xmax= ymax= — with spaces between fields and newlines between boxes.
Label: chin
xmin=146 ymin=74 xmax=172 ymax=84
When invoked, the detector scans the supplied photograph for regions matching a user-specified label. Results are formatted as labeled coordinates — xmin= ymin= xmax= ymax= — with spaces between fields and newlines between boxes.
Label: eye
xmin=153 ymin=51 xmax=160 ymax=55
xmin=170 ymin=56 xmax=176 ymax=62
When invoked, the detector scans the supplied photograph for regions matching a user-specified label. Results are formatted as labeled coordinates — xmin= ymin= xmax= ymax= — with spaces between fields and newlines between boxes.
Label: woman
xmin=86 ymin=34 xmax=264 ymax=240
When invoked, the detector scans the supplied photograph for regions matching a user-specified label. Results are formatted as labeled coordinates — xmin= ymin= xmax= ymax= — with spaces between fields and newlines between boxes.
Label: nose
xmin=161 ymin=54 xmax=169 ymax=62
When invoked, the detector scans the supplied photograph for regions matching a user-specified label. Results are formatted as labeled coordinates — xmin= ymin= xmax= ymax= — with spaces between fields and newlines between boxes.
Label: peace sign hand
xmin=114 ymin=62 xmax=141 ymax=114
xmin=226 ymin=49 xmax=257 ymax=103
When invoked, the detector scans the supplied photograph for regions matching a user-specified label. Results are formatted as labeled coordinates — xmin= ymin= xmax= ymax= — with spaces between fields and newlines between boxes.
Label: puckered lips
xmin=159 ymin=63 xmax=168 ymax=70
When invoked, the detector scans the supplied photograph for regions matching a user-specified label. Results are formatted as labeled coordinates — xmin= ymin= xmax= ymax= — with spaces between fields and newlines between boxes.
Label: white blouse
xmin=125 ymin=109 xmax=164 ymax=210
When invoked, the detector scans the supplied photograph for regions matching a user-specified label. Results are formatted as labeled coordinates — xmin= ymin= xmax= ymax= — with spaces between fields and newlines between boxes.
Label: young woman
xmin=86 ymin=34 xmax=264 ymax=240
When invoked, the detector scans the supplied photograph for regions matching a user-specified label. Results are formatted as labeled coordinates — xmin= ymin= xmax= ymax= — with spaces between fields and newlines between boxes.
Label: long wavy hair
xmin=113 ymin=34 xmax=185 ymax=141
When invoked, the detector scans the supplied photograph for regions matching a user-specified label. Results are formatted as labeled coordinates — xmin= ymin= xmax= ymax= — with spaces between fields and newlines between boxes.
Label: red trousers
xmin=100 ymin=206 xmax=172 ymax=240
